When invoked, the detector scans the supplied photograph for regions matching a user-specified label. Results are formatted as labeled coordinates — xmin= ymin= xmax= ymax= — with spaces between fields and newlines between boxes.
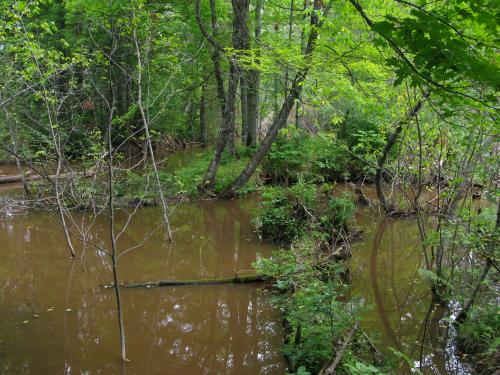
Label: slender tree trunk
xmin=199 ymin=0 xmax=250 ymax=190
xmin=375 ymin=91 xmax=430 ymax=213
xmin=208 ymin=0 xmax=226 ymax=114
xmin=295 ymin=0 xmax=310 ymax=128
xmin=44 ymin=100 xmax=76 ymax=258
xmin=203 ymin=59 xmax=240 ymax=189
xmin=246 ymin=0 xmax=262 ymax=147
xmin=223 ymin=0 xmax=328 ymax=196
xmin=241 ymin=77 xmax=249 ymax=144
xmin=284 ymin=0 xmax=294 ymax=98
xmin=105 ymin=98 xmax=127 ymax=362
xmin=133 ymin=18 xmax=173 ymax=241
xmin=199 ymin=83 xmax=207 ymax=146
xmin=238 ymin=0 xmax=251 ymax=145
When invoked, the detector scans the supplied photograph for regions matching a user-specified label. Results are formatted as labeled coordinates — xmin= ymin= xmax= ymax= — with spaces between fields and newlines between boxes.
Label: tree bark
xmin=203 ymin=59 xmax=240 ymax=189
xmin=245 ymin=0 xmax=263 ymax=147
xmin=199 ymin=83 xmax=208 ymax=146
xmin=223 ymin=0 xmax=329 ymax=197
xmin=240 ymin=76 xmax=249 ymax=144
xmin=200 ymin=0 xmax=250 ymax=189
xmin=238 ymin=0 xmax=251 ymax=144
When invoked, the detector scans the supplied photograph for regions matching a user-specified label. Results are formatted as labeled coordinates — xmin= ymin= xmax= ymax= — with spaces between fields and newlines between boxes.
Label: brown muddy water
xmin=0 ymin=189 xmax=471 ymax=374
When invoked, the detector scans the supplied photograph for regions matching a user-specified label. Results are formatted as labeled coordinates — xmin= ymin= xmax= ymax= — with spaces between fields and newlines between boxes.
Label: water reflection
xmin=350 ymin=211 xmax=470 ymax=375
xmin=0 ymin=198 xmax=286 ymax=374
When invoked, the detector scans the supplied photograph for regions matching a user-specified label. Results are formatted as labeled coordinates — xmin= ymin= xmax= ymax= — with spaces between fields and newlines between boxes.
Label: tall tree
xmin=245 ymin=0 xmax=263 ymax=146
xmin=196 ymin=0 xmax=250 ymax=190
xmin=224 ymin=0 xmax=331 ymax=196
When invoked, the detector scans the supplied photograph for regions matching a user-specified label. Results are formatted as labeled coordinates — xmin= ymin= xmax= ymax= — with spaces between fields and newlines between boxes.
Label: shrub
xmin=457 ymin=304 xmax=500 ymax=355
xmin=257 ymin=182 xmax=356 ymax=245
xmin=320 ymin=194 xmax=356 ymax=233
xmin=261 ymin=126 xmax=311 ymax=185
xmin=256 ymin=239 xmax=385 ymax=375
xmin=257 ymin=182 xmax=317 ymax=243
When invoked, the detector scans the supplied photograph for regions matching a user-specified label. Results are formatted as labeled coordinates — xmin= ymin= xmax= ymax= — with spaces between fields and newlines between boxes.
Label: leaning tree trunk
xmin=197 ymin=0 xmax=249 ymax=190
xmin=223 ymin=0 xmax=329 ymax=197
xmin=375 ymin=91 xmax=430 ymax=214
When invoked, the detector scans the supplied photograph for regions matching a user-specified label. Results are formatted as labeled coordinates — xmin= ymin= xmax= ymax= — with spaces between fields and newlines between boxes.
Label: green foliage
xmin=258 ymin=181 xmax=317 ymax=243
xmin=457 ymin=304 xmax=500 ymax=355
xmin=257 ymin=182 xmax=357 ymax=244
xmin=262 ymin=126 xmax=311 ymax=184
xmin=257 ymin=239 xmax=352 ymax=373
xmin=257 ymin=238 xmax=385 ymax=375
xmin=371 ymin=1 xmax=498 ymax=105
xmin=344 ymin=362 xmax=385 ymax=374
xmin=337 ymin=116 xmax=385 ymax=178
xmin=321 ymin=194 xmax=356 ymax=233
xmin=113 ymin=147 xmax=260 ymax=200
xmin=262 ymin=126 xmax=378 ymax=186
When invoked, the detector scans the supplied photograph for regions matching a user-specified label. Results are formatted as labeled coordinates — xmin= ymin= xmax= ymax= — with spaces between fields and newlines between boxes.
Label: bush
xmin=457 ymin=304 xmax=500 ymax=355
xmin=257 ymin=183 xmax=356 ymax=245
xmin=261 ymin=126 xmax=311 ymax=185
xmin=311 ymin=133 xmax=350 ymax=181
xmin=320 ymin=194 xmax=356 ymax=233
xmin=256 ymin=239 xmax=385 ymax=375
xmin=262 ymin=127 xmax=372 ymax=186
xmin=257 ymin=182 xmax=318 ymax=243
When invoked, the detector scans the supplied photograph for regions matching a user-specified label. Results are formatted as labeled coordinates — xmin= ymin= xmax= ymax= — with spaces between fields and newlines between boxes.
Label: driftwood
xmin=102 ymin=275 xmax=269 ymax=289
xmin=0 ymin=170 xmax=94 ymax=184
xmin=319 ymin=321 xmax=360 ymax=375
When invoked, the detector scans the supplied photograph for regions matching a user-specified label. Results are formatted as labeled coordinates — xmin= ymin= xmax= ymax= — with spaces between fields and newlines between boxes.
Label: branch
xmin=195 ymin=0 xmax=225 ymax=52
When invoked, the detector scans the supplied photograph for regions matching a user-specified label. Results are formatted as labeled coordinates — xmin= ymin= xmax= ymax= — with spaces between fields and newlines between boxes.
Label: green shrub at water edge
xmin=256 ymin=239 xmax=387 ymax=374
xmin=257 ymin=183 xmax=356 ymax=244
xmin=457 ymin=304 xmax=500 ymax=355
xmin=257 ymin=181 xmax=318 ymax=243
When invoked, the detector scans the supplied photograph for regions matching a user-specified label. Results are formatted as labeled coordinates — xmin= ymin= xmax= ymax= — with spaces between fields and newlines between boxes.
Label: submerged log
xmin=0 ymin=170 xmax=94 ymax=184
xmin=102 ymin=275 xmax=269 ymax=289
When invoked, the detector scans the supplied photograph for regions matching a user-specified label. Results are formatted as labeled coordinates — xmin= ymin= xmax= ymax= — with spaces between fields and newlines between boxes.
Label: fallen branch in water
xmin=102 ymin=275 xmax=270 ymax=289
xmin=0 ymin=170 xmax=94 ymax=184
xmin=319 ymin=321 xmax=360 ymax=375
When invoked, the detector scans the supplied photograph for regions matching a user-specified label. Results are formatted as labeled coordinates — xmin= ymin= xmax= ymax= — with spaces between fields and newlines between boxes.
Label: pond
xmin=0 ymin=190 xmax=471 ymax=374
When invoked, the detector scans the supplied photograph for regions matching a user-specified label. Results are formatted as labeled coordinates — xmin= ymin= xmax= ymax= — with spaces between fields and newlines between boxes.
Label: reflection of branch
xmin=371 ymin=219 xmax=402 ymax=351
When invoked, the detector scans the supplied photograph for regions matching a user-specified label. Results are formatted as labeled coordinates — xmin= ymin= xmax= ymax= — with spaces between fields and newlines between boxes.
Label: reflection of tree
xmin=369 ymin=217 xmax=469 ymax=374
xmin=126 ymin=285 xmax=284 ymax=374
xmin=371 ymin=219 xmax=402 ymax=352
xmin=0 ymin=198 xmax=283 ymax=373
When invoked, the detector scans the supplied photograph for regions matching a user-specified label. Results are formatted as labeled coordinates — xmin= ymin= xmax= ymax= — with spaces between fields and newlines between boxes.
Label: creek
xmin=0 ymin=178 xmax=471 ymax=374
